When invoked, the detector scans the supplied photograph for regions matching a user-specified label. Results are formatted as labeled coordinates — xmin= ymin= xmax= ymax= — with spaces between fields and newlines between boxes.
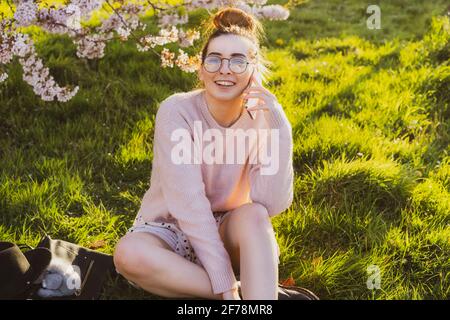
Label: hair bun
xmin=213 ymin=7 xmax=256 ymax=34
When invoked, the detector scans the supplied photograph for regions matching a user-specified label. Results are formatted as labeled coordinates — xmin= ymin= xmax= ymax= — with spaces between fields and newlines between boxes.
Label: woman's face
xmin=198 ymin=34 xmax=257 ymax=101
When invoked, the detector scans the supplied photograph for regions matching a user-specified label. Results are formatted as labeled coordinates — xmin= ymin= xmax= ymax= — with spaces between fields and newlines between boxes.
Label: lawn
xmin=0 ymin=1 xmax=449 ymax=299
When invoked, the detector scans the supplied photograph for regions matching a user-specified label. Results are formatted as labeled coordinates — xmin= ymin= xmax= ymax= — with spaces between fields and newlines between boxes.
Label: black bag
xmin=0 ymin=242 xmax=52 ymax=299
xmin=20 ymin=235 xmax=116 ymax=300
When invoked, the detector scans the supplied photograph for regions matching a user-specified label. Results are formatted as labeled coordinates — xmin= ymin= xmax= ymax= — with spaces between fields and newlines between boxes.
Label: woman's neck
xmin=204 ymin=91 xmax=245 ymax=128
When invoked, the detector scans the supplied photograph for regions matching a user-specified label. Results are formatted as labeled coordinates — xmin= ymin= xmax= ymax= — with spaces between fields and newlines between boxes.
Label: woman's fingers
xmin=243 ymin=89 xmax=278 ymax=113
xmin=243 ymin=86 xmax=276 ymax=99
xmin=243 ymin=93 xmax=268 ymax=100
xmin=247 ymin=102 xmax=270 ymax=111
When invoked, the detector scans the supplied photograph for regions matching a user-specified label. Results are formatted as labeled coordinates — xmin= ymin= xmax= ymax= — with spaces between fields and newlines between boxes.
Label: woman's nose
xmin=219 ymin=60 xmax=232 ymax=74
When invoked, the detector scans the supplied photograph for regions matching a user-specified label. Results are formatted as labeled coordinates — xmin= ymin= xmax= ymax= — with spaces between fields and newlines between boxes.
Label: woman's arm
xmin=153 ymin=97 xmax=238 ymax=295
xmin=248 ymin=101 xmax=294 ymax=217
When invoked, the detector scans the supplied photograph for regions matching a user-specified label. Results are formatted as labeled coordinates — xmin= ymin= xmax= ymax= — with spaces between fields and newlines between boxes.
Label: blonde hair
xmin=194 ymin=6 xmax=273 ymax=89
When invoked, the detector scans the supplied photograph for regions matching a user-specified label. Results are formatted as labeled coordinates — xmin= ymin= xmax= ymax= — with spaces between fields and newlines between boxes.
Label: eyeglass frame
xmin=202 ymin=55 xmax=256 ymax=74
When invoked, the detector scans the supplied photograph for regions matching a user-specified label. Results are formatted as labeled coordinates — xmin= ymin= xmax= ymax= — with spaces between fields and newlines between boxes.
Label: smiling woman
xmin=195 ymin=7 xmax=273 ymax=114
xmin=113 ymin=6 xmax=308 ymax=301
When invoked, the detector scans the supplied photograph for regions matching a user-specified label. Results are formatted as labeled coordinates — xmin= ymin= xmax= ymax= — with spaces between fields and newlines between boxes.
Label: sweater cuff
xmin=209 ymin=265 xmax=238 ymax=295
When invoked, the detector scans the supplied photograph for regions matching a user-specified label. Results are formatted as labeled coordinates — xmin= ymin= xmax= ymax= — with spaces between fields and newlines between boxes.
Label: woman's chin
xmin=208 ymin=86 xmax=241 ymax=100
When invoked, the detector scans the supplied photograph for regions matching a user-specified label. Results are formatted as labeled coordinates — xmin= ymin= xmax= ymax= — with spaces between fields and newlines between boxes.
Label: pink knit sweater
xmin=133 ymin=88 xmax=294 ymax=294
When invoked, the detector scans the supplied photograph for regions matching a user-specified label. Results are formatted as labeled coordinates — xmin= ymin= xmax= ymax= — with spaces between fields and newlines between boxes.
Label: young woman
xmin=113 ymin=7 xmax=295 ymax=300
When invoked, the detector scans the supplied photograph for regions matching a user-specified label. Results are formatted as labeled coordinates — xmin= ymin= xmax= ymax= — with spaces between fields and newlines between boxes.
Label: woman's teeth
xmin=215 ymin=81 xmax=235 ymax=87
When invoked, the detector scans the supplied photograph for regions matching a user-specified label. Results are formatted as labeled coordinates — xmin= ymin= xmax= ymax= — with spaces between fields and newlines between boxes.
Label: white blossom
xmin=175 ymin=49 xmax=201 ymax=73
xmin=258 ymin=5 xmax=290 ymax=21
xmin=13 ymin=0 xmax=38 ymax=27
xmin=0 ymin=73 xmax=8 ymax=83
xmin=100 ymin=4 xmax=145 ymax=40
xmin=157 ymin=12 xmax=188 ymax=28
xmin=4 ymin=0 xmax=291 ymax=103
xmin=38 ymin=5 xmax=82 ymax=34
xmin=0 ymin=24 xmax=15 ymax=64
xmin=178 ymin=28 xmax=200 ymax=48
xmin=160 ymin=48 xmax=175 ymax=68
xmin=10 ymin=32 xmax=79 ymax=102
xmin=251 ymin=0 xmax=268 ymax=5
xmin=75 ymin=33 xmax=111 ymax=59
xmin=70 ymin=0 xmax=104 ymax=19
xmin=65 ymin=4 xmax=82 ymax=30
xmin=138 ymin=25 xmax=179 ymax=51
xmin=12 ymin=33 xmax=33 ymax=57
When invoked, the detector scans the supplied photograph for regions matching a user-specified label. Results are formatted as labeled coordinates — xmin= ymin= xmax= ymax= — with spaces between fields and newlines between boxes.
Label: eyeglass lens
xmin=204 ymin=56 xmax=248 ymax=73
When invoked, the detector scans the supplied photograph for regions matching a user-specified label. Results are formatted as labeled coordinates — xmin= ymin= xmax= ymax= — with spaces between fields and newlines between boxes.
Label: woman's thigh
xmin=114 ymin=231 xmax=175 ymax=275
xmin=218 ymin=203 xmax=280 ymax=275
xmin=218 ymin=213 xmax=240 ymax=275
xmin=114 ymin=232 xmax=177 ymax=289
xmin=117 ymin=230 xmax=174 ymax=253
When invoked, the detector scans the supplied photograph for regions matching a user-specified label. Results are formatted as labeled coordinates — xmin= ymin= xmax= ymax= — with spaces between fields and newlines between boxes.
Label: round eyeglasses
xmin=203 ymin=56 xmax=254 ymax=74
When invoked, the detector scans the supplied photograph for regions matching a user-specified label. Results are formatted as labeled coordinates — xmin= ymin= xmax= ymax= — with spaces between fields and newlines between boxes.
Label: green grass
xmin=1 ymin=1 xmax=449 ymax=299
xmin=267 ymin=0 xmax=450 ymax=44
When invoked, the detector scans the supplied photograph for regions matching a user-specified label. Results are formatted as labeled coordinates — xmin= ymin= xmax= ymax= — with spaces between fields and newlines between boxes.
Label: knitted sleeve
xmin=153 ymin=97 xmax=238 ymax=295
xmin=248 ymin=101 xmax=294 ymax=217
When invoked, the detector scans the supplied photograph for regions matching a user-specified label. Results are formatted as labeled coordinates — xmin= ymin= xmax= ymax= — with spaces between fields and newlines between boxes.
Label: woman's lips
xmin=215 ymin=82 xmax=236 ymax=89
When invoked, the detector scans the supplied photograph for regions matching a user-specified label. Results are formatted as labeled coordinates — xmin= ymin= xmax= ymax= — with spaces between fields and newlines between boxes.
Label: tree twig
xmin=104 ymin=0 xmax=161 ymax=57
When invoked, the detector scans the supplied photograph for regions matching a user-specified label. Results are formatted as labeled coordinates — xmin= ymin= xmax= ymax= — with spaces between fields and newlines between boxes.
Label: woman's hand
xmin=222 ymin=287 xmax=241 ymax=300
xmin=242 ymin=75 xmax=278 ymax=113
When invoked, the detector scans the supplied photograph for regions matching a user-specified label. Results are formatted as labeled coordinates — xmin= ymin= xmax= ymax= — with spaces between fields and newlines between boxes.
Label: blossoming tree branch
xmin=0 ymin=0 xmax=290 ymax=102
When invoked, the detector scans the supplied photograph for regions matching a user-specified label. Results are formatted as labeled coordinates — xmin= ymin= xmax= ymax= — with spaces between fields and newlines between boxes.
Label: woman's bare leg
xmin=218 ymin=203 xmax=279 ymax=300
xmin=113 ymin=232 xmax=223 ymax=299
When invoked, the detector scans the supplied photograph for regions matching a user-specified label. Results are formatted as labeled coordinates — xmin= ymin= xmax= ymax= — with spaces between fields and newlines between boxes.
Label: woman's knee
xmin=235 ymin=203 xmax=270 ymax=226
xmin=114 ymin=234 xmax=139 ymax=275
xmin=229 ymin=203 xmax=272 ymax=240
xmin=113 ymin=233 xmax=166 ymax=278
